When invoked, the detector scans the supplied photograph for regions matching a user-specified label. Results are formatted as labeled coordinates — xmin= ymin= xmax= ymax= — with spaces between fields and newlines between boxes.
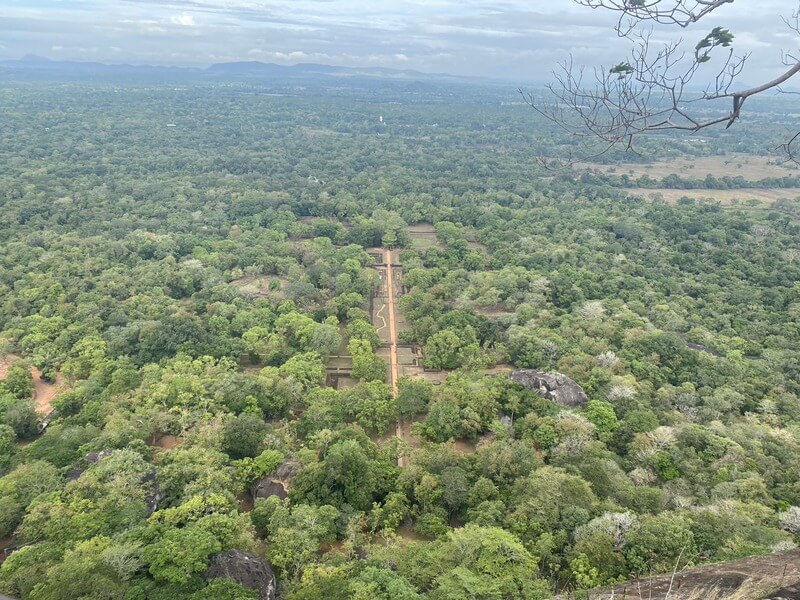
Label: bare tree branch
xmin=576 ymin=0 xmax=736 ymax=28
xmin=529 ymin=0 xmax=800 ymax=167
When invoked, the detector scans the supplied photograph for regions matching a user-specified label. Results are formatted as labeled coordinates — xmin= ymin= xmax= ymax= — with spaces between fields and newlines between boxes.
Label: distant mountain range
xmin=0 ymin=55 xmax=480 ymax=83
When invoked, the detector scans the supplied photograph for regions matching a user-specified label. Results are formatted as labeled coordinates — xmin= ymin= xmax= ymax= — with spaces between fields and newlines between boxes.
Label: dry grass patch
xmin=578 ymin=154 xmax=799 ymax=181
xmin=230 ymin=275 xmax=289 ymax=299
xmin=149 ymin=434 xmax=184 ymax=450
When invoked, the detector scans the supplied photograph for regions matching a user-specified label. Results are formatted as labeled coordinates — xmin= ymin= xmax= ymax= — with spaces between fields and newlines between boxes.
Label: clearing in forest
xmin=149 ymin=434 xmax=184 ymax=450
xmin=32 ymin=368 xmax=63 ymax=416
xmin=626 ymin=187 xmax=800 ymax=206
xmin=407 ymin=223 xmax=442 ymax=251
xmin=230 ymin=275 xmax=289 ymax=300
xmin=577 ymin=154 xmax=798 ymax=181
xmin=0 ymin=355 xmax=63 ymax=416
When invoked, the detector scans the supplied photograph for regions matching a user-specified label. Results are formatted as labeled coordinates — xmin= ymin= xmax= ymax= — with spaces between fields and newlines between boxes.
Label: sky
xmin=0 ymin=0 xmax=796 ymax=81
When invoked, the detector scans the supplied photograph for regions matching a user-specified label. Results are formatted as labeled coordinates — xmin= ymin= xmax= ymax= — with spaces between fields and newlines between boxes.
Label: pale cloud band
xmin=0 ymin=0 xmax=795 ymax=82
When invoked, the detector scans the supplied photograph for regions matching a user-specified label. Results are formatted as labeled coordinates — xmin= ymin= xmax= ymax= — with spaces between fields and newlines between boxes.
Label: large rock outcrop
xmin=205 ymin=550 xmax=276 ymax=600
xmin=567 ymin=548 xmax=800 ymax=600
xmin=251 ymin=477 xmax=288 ymax=501
xmin=275 ymin=459 xmax=300 ymax=482
xmin=510 ymin=370 xmax=588 ymax=408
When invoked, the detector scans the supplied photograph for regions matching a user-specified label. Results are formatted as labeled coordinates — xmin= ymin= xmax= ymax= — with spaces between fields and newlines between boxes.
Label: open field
xmin=625 ymin=187 xmax=800 ymax=206
xmin=577 ymin=154 xmax=799 ymax=181
xmin=407 ymin=223 xmax=442 ymax=251
xmin=408 ymin=222 xmax=485 ymax=252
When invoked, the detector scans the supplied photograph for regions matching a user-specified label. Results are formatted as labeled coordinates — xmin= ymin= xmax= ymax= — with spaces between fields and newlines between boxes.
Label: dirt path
xmin=383 ymin=249 xmax=406 ymax=467
xmin=374 ymin=302 xmax=388 ymax=334
xmin=32 ymin=368 xmax=63 ymax=416
xmin=384 ymin=249 xmax=400 ymax=396
xmin=1 ymin=356 xmax=62 ymax=416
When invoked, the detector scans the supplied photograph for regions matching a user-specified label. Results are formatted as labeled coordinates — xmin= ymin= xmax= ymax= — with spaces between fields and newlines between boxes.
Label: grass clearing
xmin=407 ymin=223 xmax=442 ymax=251
xmin=230 ymin=275 xmax=289 ymax=299
xmin=578 ymin=154 xmax=799 ymax=181
xmin=625 ymin=187 xmax=800 ymax=206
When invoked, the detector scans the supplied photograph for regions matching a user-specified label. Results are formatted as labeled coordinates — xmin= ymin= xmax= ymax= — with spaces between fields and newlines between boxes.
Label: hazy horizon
xmin=1 ymin=0 xmax=796 ymax=82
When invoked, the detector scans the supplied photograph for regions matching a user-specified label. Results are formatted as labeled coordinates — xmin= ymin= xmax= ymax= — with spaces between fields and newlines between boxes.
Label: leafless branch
xmin=530 ymin=0 xmax=800 ymax=167
xmin=576 ymin=0 xmax=735 ymax=29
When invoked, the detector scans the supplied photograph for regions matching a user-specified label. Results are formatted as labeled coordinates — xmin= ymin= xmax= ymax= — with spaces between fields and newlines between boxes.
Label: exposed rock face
xmin=84 ymin=449 xmax=114 ymax=464
xmin=510 ymin=370 xmax=589 ymax=408
xmin=275 ymin=460 xmax=300 ymax=482
xmin=205 ymin=550 xmax=276 ymax=600
xmin=767 ymin=583 xmax=800 ymax=600
xmin=571 ymin=549 xmax=800 ymax=600
xmin=67 ymin=450 xmax=114 ymax=481
xmin=251 ymin=477 xmax=288 ymax=501
xmin=499 ymin=414 xmax=513 ymax=430
xmin=141 ymin=468 xmax=162 ymax=516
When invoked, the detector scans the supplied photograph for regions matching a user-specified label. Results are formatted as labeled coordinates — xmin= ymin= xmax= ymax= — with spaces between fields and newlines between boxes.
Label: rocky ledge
xmin=509 ymin=369 xmax=589 ymax=408
xmin=205 ymin=550 xmax=277 ymax=600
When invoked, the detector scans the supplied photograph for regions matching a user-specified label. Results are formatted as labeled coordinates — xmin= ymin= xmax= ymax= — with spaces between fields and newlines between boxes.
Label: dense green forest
xmin=1 ymin=76 xmax=799 ymax=599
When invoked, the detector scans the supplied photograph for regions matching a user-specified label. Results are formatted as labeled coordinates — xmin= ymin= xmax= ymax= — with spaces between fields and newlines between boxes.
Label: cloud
xmin=170 ymin=13 xmax=196 ymax=26
xmin=0 ymin=0 xmax=792 ymax=82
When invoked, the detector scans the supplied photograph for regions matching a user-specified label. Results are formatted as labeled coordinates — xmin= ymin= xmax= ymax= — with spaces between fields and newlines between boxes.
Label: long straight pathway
xmin=383 ymin=248 xmax=406 ymax=467
xmin=384 ymin=249 xmax=400 ymax=395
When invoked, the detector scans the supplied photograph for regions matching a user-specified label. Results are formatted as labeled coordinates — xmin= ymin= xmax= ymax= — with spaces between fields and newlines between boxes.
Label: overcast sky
xmin=1 ymin=0 xmax=796 ymax=81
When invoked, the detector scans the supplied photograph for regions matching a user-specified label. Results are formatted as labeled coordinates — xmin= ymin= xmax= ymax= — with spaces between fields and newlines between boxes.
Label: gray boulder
xmin=499 ymin=414 xmax=513 ymax=430
xmin=251 ymin=477 xmax=288 ymax=501
xmin=141 ymin=468 xmax=162 ymax=516
xmin=510 ymin=370 xmax=588 ymax=408
xmin=84 ymin=449 xmax=114 ymax=464
xmin=275 ymin=460 xmax=300 ymax=482
xmin=205 ymin=550 xmax=276 ymax=600
xmin=66 ymin=449 xmax=112 ymax=481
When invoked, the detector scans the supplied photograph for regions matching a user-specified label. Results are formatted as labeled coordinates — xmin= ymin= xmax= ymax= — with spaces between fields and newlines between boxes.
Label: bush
xmin=222 ymin=414 xmax=268 ymax=459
